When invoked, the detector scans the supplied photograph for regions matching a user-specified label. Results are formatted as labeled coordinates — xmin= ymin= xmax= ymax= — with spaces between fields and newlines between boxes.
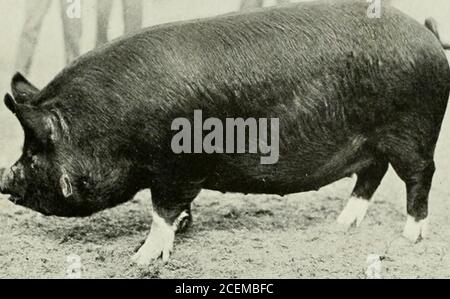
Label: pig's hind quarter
xmin=35 ymin=2 xmax=450 ymax=198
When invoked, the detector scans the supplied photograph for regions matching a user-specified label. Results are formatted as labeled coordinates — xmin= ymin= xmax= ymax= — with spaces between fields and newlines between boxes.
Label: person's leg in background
xmin=122 ymin=0 xmax=143 ymax=35
xmin=60 ymin=0 xmax=82 ymax=64
xmin=276 ymin=0 xmax=290 ymax=5
xmin=96 ymin=0 xmax=114 ymax=47
xmin=240 ymin=0 xmax=264 ymax=11
xmin=15 ymin=0 xmax=52 ymax=75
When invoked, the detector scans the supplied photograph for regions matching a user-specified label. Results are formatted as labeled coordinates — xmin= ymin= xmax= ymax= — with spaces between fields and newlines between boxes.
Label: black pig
xmin=1 ymin=1 xmax=450 ymax=265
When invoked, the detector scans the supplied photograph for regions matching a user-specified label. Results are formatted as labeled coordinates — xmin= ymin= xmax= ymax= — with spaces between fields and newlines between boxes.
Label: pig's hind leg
xmin=337 ymin=159 xmax=388 ymax=228
xmin=132 ymin=182 xmax=200 ymax=266
xmin=376 ymin=114 xmax=440 ymax=243
xmin=387 ymin=151 xmax=435 ymax=243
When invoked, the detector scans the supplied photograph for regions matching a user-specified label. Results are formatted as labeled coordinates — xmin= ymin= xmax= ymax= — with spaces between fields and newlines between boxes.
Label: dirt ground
xmin=1 ymin=0 xmax=450 ymax=279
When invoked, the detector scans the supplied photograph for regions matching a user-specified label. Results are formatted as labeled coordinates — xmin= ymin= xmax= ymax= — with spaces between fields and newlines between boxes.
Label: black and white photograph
xmin=0 ymin=0 xmax=450 ymax=281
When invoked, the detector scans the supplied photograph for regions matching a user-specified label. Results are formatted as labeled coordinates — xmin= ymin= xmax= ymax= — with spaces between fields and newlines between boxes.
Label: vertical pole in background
xmin=96 ymin=0 xmax=144 ymax=47
xmin=96 ymin=0 xmax=114 ymax=47
xmin=240 ymin=0 xmax=264 ymax=11
xmin=61 ymin=0 xmax=82 ymax=64
xmin=240 ymin=0 xmax=290 ymax=12
xmin=122 ymin=0 xmax=144 ymax=35
xmin=276 ymin=0 xmax=290 ymax=5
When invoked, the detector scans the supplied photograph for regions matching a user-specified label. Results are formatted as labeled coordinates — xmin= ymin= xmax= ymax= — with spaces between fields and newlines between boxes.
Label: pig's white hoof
xmin=337 ymin=197 xmax=369 ymax=229
xmin=131 ymin=212 xmax=175 ymax=266
xmin=403 ymin=216 xmax=428 ymax=243
xmin=132 ymin=241 xmax=172 ymax=266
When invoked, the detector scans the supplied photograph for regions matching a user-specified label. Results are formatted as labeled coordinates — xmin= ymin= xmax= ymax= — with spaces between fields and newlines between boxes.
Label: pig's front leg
xmin=132 ymin=183 xmax=200 ymax=266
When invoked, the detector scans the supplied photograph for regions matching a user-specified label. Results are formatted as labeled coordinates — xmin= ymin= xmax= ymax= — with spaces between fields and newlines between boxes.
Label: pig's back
xmin=74 ymin=1 xmax=448 ymax=113
xmin=44 ymin=0 xmax=449 ymax=117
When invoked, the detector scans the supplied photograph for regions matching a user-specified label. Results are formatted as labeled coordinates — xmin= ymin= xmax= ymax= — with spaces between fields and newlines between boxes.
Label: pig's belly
xmin=202 ymin=142 xmax=374 ymax=196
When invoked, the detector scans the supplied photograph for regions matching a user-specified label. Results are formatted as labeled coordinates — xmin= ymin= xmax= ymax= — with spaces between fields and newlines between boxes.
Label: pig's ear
xmin=11 ymin=73 xmax=40 ymax=104
xmin=4 ymin=93 xmax=17 ymax=114
xmin=5 ymin=93 xmax=60 ymax=145
xmin=16 ymin=106 xmax=60 ymax=145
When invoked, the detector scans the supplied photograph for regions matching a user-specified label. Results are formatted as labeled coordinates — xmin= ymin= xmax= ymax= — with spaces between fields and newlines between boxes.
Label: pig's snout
xmin=0 ymin=167 xmax=7 ymax=193
xmin=0 ymin=166 xmax=20 ymax=195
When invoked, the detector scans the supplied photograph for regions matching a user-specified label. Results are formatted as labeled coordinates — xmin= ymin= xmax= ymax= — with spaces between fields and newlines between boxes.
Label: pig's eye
xmin=76 ymin=175 xmax=94 ymax=194
xmin=30 ymin=156 xmax=39 ymax=169
xmin=79 ymin=177 xmax=90 ymax=189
